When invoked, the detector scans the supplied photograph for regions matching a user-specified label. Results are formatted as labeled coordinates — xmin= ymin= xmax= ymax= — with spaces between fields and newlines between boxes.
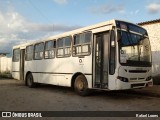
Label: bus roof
xmin=13 ymin=19 xmax=141 ymax=49
xmin=46 ymin=19 xmax=115 ymax=40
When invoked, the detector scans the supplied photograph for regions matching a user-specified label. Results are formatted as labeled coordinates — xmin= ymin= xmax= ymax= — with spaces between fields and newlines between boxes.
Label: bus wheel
xmin=74 ymin=75 xmax=90 ymax=96
xmin=26 ymin=73 xmax=35 ymax=88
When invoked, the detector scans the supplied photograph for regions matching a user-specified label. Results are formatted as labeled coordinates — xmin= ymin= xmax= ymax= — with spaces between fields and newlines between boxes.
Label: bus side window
xmin=44 ymin=40 xmax=55 ymax=59
xmin=34 ymin=42 xmax=44 ymax=60
xmin=57 ymin=36 xmax=71 ymax=58
xmin=109 ymin=30 xmax=116 ymax=75
xmin=13 ymin=48 xmax=20 ymax=62
xmin=73 ymin=32 xmax=92 ymax=56
xmin=25 ymin=45 xmax=33 ymax=61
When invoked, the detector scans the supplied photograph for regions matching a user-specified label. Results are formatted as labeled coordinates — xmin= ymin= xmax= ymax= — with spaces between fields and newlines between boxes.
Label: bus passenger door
xmin=20 ymin=49 xmax=25 ymax=80
xmin=93 ymin=32 xmax=109 ymax=89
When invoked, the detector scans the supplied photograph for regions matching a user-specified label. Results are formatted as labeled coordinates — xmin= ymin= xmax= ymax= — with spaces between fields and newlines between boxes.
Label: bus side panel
xmin=108 ymin=75 xmax=117 ymax=90
xmin=35 ymin=55 xmax=92 ymax=87
xmin=37 ymin=59 xmax=59 ymax=85
xmin=43 ymin=57 xmax=92 ymax=74
xmin=12 ymin=62 xmax=20 ymax=80
xmin=25 ymin=61 xmax=38 ymax=82
xmin=38 ymin=73 xmax=72 ymax=87
xmin=85 ymin=75 xmax=92 ymax=89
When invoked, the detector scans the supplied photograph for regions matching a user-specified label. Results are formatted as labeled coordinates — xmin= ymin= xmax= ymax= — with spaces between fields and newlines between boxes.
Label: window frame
xmin=56 ymin=36 xmax=72 ymax=58
xmin=34 ymin=42 xmax=44 ymax=60
xmin=12 ymin=48 xmax=20 ymax=62
xmin=25 ymin=45 xmax=33 ymax=61
xmin=44 ymin=40 xmax=56 ymax=59
xmin=72 ymin=32 xmax=92 ymax=57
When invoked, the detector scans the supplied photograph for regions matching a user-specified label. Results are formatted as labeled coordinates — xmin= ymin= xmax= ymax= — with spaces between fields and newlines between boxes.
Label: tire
xmin=26 ymin=73 xmax=35 ymax=88
xmin=74 ymin=75 xmax=90 ymax=96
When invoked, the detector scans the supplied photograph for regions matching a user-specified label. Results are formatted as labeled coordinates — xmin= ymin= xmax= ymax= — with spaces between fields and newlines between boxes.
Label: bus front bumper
xmin=115 ymin=79 xmax=153 ymax=90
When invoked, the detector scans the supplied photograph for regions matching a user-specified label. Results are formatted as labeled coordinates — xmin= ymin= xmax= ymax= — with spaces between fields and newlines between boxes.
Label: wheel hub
xmin=77 ymin=80 xmax=84 ymax=91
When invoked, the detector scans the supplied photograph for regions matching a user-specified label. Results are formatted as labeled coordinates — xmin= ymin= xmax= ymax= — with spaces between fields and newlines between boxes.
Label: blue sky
xmin=0 ymin=0 xmax=160 ymax=54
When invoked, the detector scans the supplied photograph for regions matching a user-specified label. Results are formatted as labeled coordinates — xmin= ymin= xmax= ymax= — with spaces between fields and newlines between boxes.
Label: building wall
xmin=140 ymin=22 xmax=160 ymax=83
xmin=0 ymin=56 xmax=12 ymax=73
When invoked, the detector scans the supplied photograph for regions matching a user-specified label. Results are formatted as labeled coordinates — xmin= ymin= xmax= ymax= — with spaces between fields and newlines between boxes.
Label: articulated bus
xmin=12 ymin=19 xmax=153 ymax=96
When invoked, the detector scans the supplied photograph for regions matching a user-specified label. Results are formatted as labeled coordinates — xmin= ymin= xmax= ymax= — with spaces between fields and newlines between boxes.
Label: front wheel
xmin=26 ymin=73 xmax=35 ymax=88
xmin=74 ymin=75 xmax=90 ymax=96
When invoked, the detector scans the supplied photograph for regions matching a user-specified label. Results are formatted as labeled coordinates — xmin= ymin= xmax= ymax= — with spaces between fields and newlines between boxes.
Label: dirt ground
xmin=0 ymin=78 xmax=160 ymax=120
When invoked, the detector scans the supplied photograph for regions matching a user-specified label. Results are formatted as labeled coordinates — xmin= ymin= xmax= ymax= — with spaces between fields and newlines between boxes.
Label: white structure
xmin=138 ymin=19 xmax=160 ymax=84
xmin=0 ymin=56 xmax=12 ymax=73
xmin=12 ymin=19 xmax=153 ymax=96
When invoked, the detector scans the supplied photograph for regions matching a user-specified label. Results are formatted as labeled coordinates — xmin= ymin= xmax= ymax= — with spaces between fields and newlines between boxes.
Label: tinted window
xmin=26 ymin=45 xmax=33 ymax=61
xmin=34 ymin=43 xmax=44 ymax=60
xmin=13 ymin=48 xmax=20 ymax=62
xmin=74 ymin=32 xmax=91 ymax=45
xmin=45 ymin=40 xmax=55 ymax=59
xmin=116 ymin=21 xmax=148 ymax=36
xmin=57 ymin=36 xmax=71 ymax=57
xmin=73 ymin=32 xmax=92 ymax=56
xmin=57 ymin=39 xmax=63 ymax=48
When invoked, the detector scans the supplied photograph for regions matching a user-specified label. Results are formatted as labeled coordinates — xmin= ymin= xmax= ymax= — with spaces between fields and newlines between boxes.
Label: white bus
xmin=12 ymin=19 xmax=153 ymax=96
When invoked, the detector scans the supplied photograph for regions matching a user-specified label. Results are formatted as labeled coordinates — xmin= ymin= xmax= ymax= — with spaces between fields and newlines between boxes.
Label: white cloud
xmin=0 ymin=11 xmax=27 ymax=40
xmin=89 ymin=4 xmax=125 ymax=14
xmin=130 ymin=9 xmax=140 ymax=15
xmin=0 ymin=0 xmax=81 ymax=55
xmin=0 ymin=10 xmax=80 ymax=54
xmin=146 ymin=3 xmax=160 ymax=14
xmin=53 ymin=0 xmax=67 ymax=5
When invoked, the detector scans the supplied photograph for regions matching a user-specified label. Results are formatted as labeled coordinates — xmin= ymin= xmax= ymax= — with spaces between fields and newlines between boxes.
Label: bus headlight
xmin=146 ymin=76 xmax=152 ymax=81
xmin=117 ymin=76 xmax=128 ymax=82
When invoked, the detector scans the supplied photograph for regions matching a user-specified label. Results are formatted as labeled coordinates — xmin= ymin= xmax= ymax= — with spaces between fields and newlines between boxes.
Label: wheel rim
xmin=76 ymin=79 xmax=85 ymax=91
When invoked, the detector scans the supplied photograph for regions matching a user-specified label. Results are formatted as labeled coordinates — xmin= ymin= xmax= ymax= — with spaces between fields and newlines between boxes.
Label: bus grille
xmin=130 ymin=78 xmax=145 ymax=81
xmin=129 ymin=70 xmax=147 ymax=73
xmin=131 ymin=83 xmax=145 ymax=88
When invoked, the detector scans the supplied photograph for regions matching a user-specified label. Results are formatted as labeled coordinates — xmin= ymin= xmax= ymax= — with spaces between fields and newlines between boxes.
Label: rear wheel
xmin=74 ymin=75 xmax=90 ymax=96
xmin=26 ymin=73 xmax=35 ymax=88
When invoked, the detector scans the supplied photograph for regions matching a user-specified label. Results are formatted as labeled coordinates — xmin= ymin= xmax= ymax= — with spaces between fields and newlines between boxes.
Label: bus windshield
xmin=118 ymin=30 xmax=151 ymax=67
